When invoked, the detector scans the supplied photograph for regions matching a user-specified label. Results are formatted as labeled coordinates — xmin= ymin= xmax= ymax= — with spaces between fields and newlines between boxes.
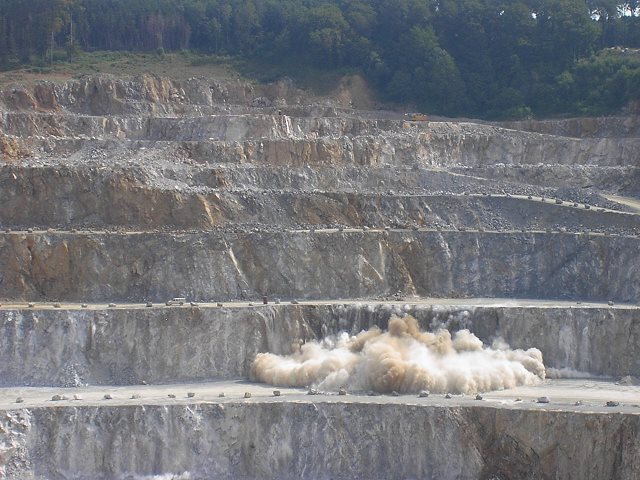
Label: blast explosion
xmin=251 ymin=315 xmax=545 ymax=394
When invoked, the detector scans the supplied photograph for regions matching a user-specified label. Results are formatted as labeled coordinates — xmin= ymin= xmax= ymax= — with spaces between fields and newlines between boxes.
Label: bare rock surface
xmin=1 ymin=301 xmax=639 ymax=387
xmin=1 ymin=164 xmax=638 ymax=230
xmin=1 ymin=73 xmax=640 ymax=479
xmin=1 ymin=379 xmax=640 ymax=480
xmin=0 ymin=230 xmax=638 ymax=303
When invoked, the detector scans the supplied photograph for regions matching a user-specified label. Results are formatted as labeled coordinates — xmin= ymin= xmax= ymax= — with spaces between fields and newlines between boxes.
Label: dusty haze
xmin=251 ymin=315 xmax=545 ymax=394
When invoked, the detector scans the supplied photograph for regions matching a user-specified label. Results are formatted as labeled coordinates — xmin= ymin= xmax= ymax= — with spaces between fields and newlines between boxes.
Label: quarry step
xmin=1 ymin=378 xmax=638 ymax=412
xmin=499 ymin=116 xmax=640 ymax=138
xmin=4 ymin=227 xmax=638 ymax=235
xmin=1 ymin=380 xmax=639 ymax=480
xmin=4 ymin=75 xmax=638 ymax=137
xmin=12 ymin=138 xmax=640 ymax=195
xmin=4 ymin=109 xmax=638 ymax=141
xmin=2 ymin=300 xmax=639 ymax=387
xmin=452 ymin=164 xmax=640 ymax=199
xmin=2 ymin=162 xmax=634 ymax=212
xmin=0 ymin=187 xmax=640 ymax=234
xmin=4 ymin=117 xmax=639 ymax=168
xmin=1 ymin=110 xmax=435 ymax=143
xmin=1 ymin=230 xmax=638 ymax=303
xmin=2 ymin=297 xmax=636 ymax=310
xmin=2 ymin=172 xmax=638 ymax=230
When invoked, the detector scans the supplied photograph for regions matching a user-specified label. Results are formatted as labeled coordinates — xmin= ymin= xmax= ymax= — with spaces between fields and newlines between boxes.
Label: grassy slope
xmin=0 ymin=50 xmax=352 ymax=92
xmin=0 ymin=51 xmax=237 ymax=87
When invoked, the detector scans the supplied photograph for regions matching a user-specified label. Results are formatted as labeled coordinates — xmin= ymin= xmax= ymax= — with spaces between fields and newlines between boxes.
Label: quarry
xmin=0 ymin=74 xmax=639 ymax=479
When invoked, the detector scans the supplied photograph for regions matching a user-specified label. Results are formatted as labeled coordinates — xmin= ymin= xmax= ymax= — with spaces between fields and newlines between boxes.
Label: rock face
xmin=1 ymin=73 xmax=639 ymax=479
xmin=1 ymin=165 xmax=639 ymax=230
xmin=3 ymin=110 xmax=640 ymax=166
xmin=1 ymin=304 xmax=639 ymax=387
xmin=2 ymin=402 xmax=639 ymax=480
xmin=501 ymin=116 xmax=640 ymax=138
xmin=0 ymin=306 xmax=306 ymax=387
xmin=0 ymin=231 xmax=638 ymax=303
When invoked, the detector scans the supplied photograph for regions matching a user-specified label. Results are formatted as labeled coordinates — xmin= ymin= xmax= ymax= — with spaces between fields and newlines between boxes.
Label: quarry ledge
xmin=2 ymin=299 xmax=640 ymax=386
xmin=2 ymin=379 xmax=640 ymax=414
xmin=2 ymin=225 xmax=639 ymax=236
xmin=2 ymin=228 xmax=639 ymax=303
xmin=1 ymin=298 xmax=638 ymax=311
xmin=3 ymin=381 xmax=640 ymax=480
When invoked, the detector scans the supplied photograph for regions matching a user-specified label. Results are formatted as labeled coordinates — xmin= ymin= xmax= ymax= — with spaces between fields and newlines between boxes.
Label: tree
xmin=307 ymin=4 xmax=349 ymax=66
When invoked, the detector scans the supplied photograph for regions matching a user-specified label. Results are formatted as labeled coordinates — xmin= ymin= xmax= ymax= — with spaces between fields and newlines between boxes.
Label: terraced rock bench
xmin=1 ymin=75 xmax=639 ymax=480
xmin=1 ymin=230 xmax=638 ymax=303
xmin=1 ymin=301 xmax=639 ymax=387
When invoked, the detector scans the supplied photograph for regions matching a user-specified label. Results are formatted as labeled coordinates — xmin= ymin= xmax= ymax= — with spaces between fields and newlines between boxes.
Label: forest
xmin=1 ymin=0 xmax=639 ymax=119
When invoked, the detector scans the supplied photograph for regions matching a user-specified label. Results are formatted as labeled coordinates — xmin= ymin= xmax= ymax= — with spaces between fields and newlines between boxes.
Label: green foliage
xmin=566 ymin=50 xmax=640 ymax=114
xmin=1 ymin=0 xmax=639 ymax=118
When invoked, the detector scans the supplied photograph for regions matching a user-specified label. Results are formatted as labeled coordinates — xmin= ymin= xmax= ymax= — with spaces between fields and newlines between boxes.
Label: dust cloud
xmin=251 ymin=315 xmax=545 ymax=394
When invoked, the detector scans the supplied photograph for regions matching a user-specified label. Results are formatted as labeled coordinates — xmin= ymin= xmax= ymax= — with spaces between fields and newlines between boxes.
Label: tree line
xmin=1 ymin=0 xmax=639 ymax=118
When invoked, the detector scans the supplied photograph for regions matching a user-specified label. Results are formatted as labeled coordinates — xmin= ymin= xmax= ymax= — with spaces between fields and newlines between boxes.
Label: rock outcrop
xmin=1 ymin=73 xmax=639 ymax=479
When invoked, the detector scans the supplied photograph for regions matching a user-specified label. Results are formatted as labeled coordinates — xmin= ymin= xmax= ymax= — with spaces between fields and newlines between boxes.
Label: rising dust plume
xmin=251 ymin=315 xmax=545 ymax=394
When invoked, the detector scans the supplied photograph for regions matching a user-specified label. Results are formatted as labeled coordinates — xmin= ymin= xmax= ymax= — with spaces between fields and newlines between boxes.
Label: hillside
xmin=1 ymin=0 xmax=640 ymax=118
